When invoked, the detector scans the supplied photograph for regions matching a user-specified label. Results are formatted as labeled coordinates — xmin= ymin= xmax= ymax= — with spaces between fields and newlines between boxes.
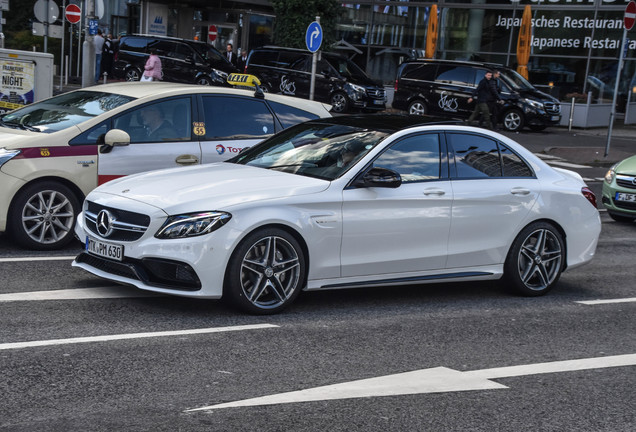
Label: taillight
xmin=394 ymin=78 xmax=398 ymax=91
xmin=582 ymin=187 xmax=597 ymax=208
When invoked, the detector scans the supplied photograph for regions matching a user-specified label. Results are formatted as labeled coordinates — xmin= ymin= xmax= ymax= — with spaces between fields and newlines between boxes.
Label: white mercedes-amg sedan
xmin=73 ymin=115 xmax=601 ymax=314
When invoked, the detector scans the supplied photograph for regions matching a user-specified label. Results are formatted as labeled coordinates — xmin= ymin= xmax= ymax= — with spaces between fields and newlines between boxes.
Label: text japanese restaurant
xmin=336 ymin=0 xmax=635 ymax=109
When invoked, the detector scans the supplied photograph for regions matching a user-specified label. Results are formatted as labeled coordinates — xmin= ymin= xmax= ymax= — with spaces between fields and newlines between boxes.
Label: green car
xmin=602 ymin=155 xmax=636 ymax=222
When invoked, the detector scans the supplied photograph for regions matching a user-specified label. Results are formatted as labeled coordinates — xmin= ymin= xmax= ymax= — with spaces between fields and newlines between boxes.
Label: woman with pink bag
xmin=141 ymin=48 xmax=162 ymax=81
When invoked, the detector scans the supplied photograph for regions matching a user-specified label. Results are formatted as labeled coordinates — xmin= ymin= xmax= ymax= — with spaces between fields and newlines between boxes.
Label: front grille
xmin=367 ymin=88 xmax=386 ymax=98
xmin=612 ymin=198 xmax=636 ymax=210
xmin=544 ymin=102 xmax=560 ymax=115
xmin=616 ymin=175 xmax=636 ymax=190
xmin=76 ymin=252 xmax=202 ymax=291
xmin=85 ymin=201 xmax=150 ymax=241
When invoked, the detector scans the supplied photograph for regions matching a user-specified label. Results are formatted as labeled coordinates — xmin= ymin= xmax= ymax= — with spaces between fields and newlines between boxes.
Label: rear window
xmin=120 ymin=37 xmax=149 ymax=53
xmin=400 ymin=63 xmax=437 ymax=81
xmin=201 ymin=96 xmax=275 ymax=139
xmin=435 ymin=66 xmax=476 ymax=87
xmin=268 ymin=101 xmax=320 ymax=128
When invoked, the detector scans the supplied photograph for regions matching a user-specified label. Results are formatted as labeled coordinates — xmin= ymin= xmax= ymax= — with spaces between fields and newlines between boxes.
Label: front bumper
xmin=601 ymin=180 xmax=636 ymax=218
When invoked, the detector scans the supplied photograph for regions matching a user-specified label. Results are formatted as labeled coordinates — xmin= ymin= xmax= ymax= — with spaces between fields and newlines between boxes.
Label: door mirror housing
xmin=352 ymin=167 xmax=402 ymax=189
xmin=104 ymin=129 xmax=131 ymax=147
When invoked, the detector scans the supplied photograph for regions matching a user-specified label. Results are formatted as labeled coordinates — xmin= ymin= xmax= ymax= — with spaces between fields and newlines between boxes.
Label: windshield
xmin=0 ymin=91 xmax=134 ymax=133
xmin=191 ymin=43 xmax=228 ymax=64
xmin=500 ymin=69 xmax=535 ymax=91
xmin=229 ymin=121 xmax=389 ymax=180
xmin=325 ymin=56 xmax=369 ymax=81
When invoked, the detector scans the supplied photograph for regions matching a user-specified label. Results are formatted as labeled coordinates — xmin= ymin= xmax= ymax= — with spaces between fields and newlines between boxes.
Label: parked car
xmin=0 ymin=79 xmax=332 ymax=250
xmin=246 ymin=46 xmax=386 ymax=113
xmin=602 ymin=155 xmax=636 ymax=222
xmin=112 ymin=34 xmax=238 ymax=85
xmin=392 ymin=59 xmax=562 ymax=132
xmin=72 ymin=114 xmax=600 ymax=314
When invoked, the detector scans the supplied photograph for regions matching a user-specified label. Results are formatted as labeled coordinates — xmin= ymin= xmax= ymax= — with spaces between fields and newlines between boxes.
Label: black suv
xmin=393 ymin=59 xmax=561 ymax=132
xmin=246 ymin=46 xmax=386 ymax=113
xmin=113 ymin=35 xmax=238 ymax=85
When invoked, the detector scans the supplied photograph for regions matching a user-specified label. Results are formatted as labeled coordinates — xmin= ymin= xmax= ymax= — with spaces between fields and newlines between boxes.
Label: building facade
xmin=94 ymin=0 xmax=635 ymax=107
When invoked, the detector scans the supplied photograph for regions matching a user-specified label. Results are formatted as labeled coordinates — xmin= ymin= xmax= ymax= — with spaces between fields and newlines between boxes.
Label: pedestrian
xmin=237 ymin=48 xmax=248 ymax=72
xmin=101 ymin=33 xmax=115 ymax=79
xmin=142 ymin=48 xmax=162 ymax=81
xmin=466 ymin=70 xmax=502 ymax=129
xmin=94 ymin=29 xmax=105 ymax=83
xmin=225 ymin=43 xmax=237 ymax=67
xmin=489 ymin=69 xmax=504 ymax=130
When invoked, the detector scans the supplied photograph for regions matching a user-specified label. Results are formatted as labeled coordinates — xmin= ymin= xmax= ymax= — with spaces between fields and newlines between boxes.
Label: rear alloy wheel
xmin=408 ymin=100 xmax=428 ymax=116
xmin=502 ymin=109 xmax=524 ymax=132
xmin=225 ymin=228 xmax=306 ymax=314
xmin=9 ymin=182 xmax=80 ymax=250
xmin=504 ymin=222 xmax=564 ymax=296
xmin=125 ymin=68 xmax=142 ymax=82
xmin=330 ymin=92 xmax=349 ymax=113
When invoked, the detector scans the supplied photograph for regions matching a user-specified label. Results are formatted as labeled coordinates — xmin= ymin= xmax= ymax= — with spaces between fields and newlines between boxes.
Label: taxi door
xmin=97 ymin=96 xmax=200 ymax=184
xmin=197 ymin=94 xmax=277 ymax=163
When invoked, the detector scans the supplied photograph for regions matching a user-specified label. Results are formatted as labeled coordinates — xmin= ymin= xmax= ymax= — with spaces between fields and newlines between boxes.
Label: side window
xmin=172 ymin=44 xmax=194 ymax=61
xmin=113 ymin=97 xmax=192 ymax=143
xmin=435 ymin=66 xmax=475 ymax=86
xmin=69 ymin=120 xmax=109 ymax=145
xmin=268 ymin=101 xmax=319 ymax=129
xmin=500 ymin=144 xmax=534 ymax=177
xmin=201 ymin=96 xmax=275 ymax=139
xmin=373 ymin=134 xmax=441 ymax=183
xmin=120 ymin=37 xmax=147 ymax=53
xmin=448 ymin=133 xmax=502 ymax=178
xmin=402 ymin=63 xmax=437 ymax=81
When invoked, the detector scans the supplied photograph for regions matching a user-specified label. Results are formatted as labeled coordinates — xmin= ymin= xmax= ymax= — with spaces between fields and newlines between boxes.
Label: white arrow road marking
xmin=186 ymin=353 xmax=636 ymax=411
xmin=577 ymin=297 xmax=636 ymax=305
xmin=0 ymin=287 xmax=159 ymax=302
xmin=0 ymin=324 xmax=279 ymax=351
xmin=0 ymin=256 xmax=76 ymax=262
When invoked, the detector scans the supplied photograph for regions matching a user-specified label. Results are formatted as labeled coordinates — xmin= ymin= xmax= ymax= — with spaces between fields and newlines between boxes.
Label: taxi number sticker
xmin=193 ymin=122 xmax=206 ymax=136
xmin=40 ymin=148 xmax=51 ymax=157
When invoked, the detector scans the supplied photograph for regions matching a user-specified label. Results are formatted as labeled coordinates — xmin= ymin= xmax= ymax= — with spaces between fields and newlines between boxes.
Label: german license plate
xmin=551 ymin=116 xmax=559 ymax=121
xmin=373 ymin=99 xmax=384 ymax=105
xmin=615 ymin=192 xmax=636 ymax=202
xmin=86 ymin=236 xmax=124 ymax=261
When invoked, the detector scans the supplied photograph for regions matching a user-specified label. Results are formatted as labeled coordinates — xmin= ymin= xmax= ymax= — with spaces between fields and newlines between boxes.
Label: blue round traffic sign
xmin=305 ymin=21 xmax=323 ymax=53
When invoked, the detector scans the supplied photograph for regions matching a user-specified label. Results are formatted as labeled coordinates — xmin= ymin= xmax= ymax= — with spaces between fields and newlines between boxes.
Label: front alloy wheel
xmin=9 ymin=182 xmax=80 ymax=250
xmin=504 ymin=222 xmax=564 ymax=296
xmin=226 ymin=228 xmax=306 ymax=314
xmin=503 ymin=109 xmax=524 ymax=132
xmin=125 ymin=68 xmax=142 ymax=81
xmin=330 ymin=92 xmax=349 ymax=113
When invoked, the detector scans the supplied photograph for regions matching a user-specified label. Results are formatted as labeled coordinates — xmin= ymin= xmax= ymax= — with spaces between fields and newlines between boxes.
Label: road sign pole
xmin=81 ymin=0 xmax=95 ymax=87
xmin=308 ymin=16 xmax=320 ymax=101
xmin=59 ymin=0 xmax=66 ymax=91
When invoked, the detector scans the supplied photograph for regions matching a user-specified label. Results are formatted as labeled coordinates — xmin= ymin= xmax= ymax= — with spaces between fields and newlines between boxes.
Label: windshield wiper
xmin=0 ymin=119 xmax=40 ymax=132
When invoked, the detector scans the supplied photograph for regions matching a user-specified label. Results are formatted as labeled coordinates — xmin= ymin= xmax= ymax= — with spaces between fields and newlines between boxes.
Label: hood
xmin=95 ymin=162 xmax=330 ymax=213
xmin=0 ymin=128 xmax=42 ymax=148
xmin=615 ymin=155 xmax=636 ymax=175
xmin=515 ymin=87 xmax=559 ymax=104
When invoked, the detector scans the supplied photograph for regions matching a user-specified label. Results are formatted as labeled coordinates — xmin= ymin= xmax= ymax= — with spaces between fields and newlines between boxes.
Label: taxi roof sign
xmin=227 ymin=73 xmax=261 ymax=87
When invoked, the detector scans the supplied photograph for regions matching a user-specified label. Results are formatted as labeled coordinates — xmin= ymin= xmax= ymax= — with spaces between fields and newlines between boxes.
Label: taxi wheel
xmin=502 ymin=109 xmax=525 ymax=132
xmin=125 ymin=68 xmax=142 ymax=82
xmin=330 ymin=92 xmax=349 ymax=113
xmin=9 ymin=182 xmax=80 ymax=251
xmin=408 ymin=99 xmax=428 ymax=116
xmin=225 ymin=227 xmax=306 ymax=315
xmin=503 ymin=222 xmax=564 ymax=296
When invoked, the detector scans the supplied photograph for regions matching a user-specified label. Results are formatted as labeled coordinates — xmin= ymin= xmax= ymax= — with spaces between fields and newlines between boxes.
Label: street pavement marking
xmin=186 ymin=353 xmax=636 ymax=411
xmin=0 ymin=324 xmax=279 ymax=351
xmin=544 ymin=160 xmax=592 ymax=169
xmin=0 ymin=256 xmax=77 ymax=262
xmin=576 ymin=297 xmax=636 ymax=305
xmin=0 ymin=287 xmax=160 ymax=302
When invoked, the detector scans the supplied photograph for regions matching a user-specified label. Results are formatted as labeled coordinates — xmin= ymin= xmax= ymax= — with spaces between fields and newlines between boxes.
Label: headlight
xmin=604 ymin=164 xmax=617 ymax=184
xmin=0 ymin=148 xmax=21 ymax=168
xmin=155 ymin=211 xmax=231 ymax=239
xmin=348 ymin=83 xmax=366 ymax=94
xmin=212 ymin=69 xmax=228 ymax=80
xmin=524 ymin=99 xmax=543 ymax=110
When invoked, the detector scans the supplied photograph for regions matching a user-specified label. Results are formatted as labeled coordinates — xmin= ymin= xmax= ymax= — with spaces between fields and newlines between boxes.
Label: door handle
xmin=176 ymin=154 xmax=199 ymax=165
xmin=510 ymin=187 xmax=531 ymax=196
xmin=423 ymin=188 xmax=446 ymax=196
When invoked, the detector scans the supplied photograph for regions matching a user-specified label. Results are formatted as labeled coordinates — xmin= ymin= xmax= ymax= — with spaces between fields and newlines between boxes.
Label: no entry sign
xmin=208 ymin=25 xmax=218 ymax=42
xmin=625 ymin=1 xmax=636 ymax=31
xmin=65 ymin=4 xmax=81 ymax=24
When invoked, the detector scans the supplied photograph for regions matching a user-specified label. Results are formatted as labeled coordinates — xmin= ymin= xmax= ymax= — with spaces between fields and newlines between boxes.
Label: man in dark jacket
xmin=489 ymin=70 xmax=503 ymax=129
xmin=467 ymin=70 xmax=502 ymax=129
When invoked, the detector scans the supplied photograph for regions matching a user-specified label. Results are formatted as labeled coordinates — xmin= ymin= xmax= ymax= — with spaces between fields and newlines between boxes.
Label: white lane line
xmin=0 ymin=256 xmax=77 ymax=262
xmin=0 ymin=287 xmax=159 ymax=302
xmin=0 ymin=324 xmax=278 ymax=351
xmin=545 ymin=160 xmax=591 ymax=169
xmin=576 ymin=297 xmax=636 ymax=305
xmin=186 ymin=353 xmax=636 ymax=411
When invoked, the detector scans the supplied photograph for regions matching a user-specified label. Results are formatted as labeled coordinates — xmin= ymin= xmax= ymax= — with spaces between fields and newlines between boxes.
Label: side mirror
xmin=352 ymin=167 xmax=402 ymax=189
xmin=104 ymin=129 xmax=131 ymax=147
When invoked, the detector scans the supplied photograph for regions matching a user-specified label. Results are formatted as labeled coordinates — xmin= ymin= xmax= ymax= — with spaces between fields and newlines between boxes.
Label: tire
xmin=9 ymin=182 xmax=81 ymax=251
xmin=330 ymin=92 xmax=350 ymax=113
xmin=408 ymin=99 xmax=428 ymax=116
xmin=196 ymin=76 xmax=212 ymax=86
xmin=125 ymin=67 xmax=142 ymax=82
xmin=502 ymin=109 xmax=525 ymax=132
xmin=225 ymin=227 xmax=306 ymax=314
xmin=608 ymin=212 xmax=635 ymax=223
xmin=503 ymin=222 xmax=564 ymax=296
